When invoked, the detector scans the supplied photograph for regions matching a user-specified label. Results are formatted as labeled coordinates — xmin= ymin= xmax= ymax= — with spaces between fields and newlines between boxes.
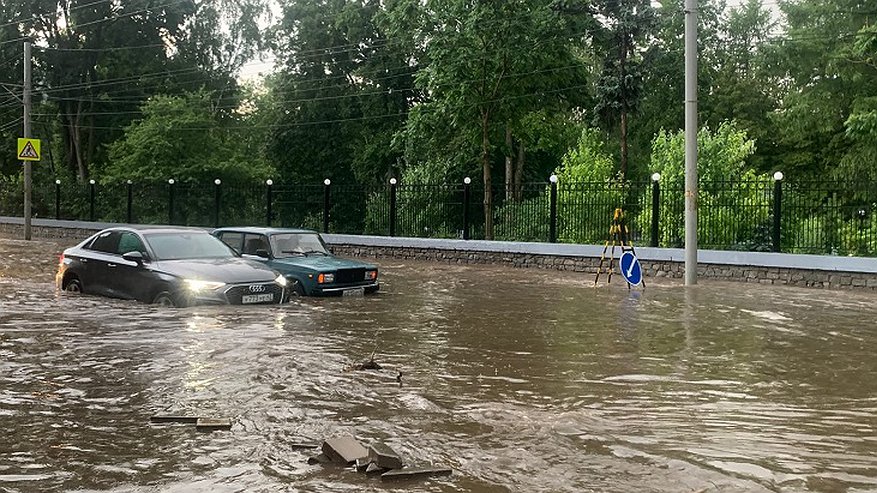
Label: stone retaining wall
xmin=330 ymin=244 xmax=877 ymax=291
xmin=0 ymin=222 xmax=98 ymax=241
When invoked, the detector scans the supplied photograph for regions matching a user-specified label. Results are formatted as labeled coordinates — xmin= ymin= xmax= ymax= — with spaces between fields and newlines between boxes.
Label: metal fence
xmin=1 ymin=175 xmax=875 ymax=256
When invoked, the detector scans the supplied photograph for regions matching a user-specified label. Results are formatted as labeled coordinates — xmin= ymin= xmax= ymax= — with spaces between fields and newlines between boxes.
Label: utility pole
xmin=684 ymin=0 xmax=698 ymax=285
xmin=23 ymin=41 xmax=32 ymax=241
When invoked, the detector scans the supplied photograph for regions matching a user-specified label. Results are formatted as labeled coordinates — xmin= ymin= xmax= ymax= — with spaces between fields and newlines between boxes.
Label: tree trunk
xmin=514 ymin=142 xmax=525 ymax=202
xmin=620 ymin=109 xmax=628 ymax=180
xmin=504 ymin=124 xmax=513 ymax=201
xmin=619 ymin=35 xmax=629 ymax=180
xmin=481 ymin=111 xmax=493 ymax=240
xmin=63 ymin=101 xmax=87 ymax=182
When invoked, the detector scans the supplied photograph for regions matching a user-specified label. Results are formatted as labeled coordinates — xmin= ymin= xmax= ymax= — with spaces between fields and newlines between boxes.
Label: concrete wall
xmin=3 ymin=216 xmax=877 ymax=291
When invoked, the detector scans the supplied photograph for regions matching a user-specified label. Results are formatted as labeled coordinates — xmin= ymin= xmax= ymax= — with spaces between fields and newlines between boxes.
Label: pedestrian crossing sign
xmin=17 ymin=138 xmax=41 ymax=161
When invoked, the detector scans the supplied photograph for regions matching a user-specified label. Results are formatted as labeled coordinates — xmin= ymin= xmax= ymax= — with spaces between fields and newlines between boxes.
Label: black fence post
xmin=126 ymin=180 xmax=133 ymax=223
xmin=462 ymin=177 xmax=471 ymax=240
xmin=54 ymin=179 xmax=61 ymax=220
xmin=323 ymin=178 xmax=331 ymax=233
xmin=389 ymin=177 xmax=397 ymax=237
xmin=168 ymin=178 xmax=175 ymax=225
xmin=265 ymin=179 xmax=273 ymax=226
xmin=549 ymin=174 xmax=558 ymax=243
xmin=88 ymin=179 xmax=96 ymax=222
xmin=213 ymin=178 xmax=221 ymax=228
xmin=773 ymin=171 xmax=783 ymax=252
xmin=651 ymin=173 xmax=661 ymax=247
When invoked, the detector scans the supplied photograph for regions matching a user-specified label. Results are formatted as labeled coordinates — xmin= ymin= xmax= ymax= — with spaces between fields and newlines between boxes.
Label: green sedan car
xmin=212 ymin=227 xmax=379 ymax=297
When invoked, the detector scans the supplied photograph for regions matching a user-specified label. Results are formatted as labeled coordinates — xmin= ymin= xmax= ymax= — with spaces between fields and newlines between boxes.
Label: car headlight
xmin=184 ymin=279 xmax=226 ymax=292
xmin=317 ymin=273 xmax=334 ymax=284
xmin=365 ymin=270 xmax=377 ymax=281
xmin=275 ymin=275 xmax=288 ymax=287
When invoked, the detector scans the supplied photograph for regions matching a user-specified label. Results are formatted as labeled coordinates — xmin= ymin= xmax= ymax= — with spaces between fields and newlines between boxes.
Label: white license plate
xmin=342 ymin=288 xmax=365 ymax=297
xmin=242 ymin=293 xmax=274 ymax=304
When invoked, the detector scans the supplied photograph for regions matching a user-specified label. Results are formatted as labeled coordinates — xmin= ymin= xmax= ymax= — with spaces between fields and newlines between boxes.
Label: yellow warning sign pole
xmin=23 ymin=41 xmax=32 ymax=240
xmin=594 ymin=208 xmax=645 ymax=289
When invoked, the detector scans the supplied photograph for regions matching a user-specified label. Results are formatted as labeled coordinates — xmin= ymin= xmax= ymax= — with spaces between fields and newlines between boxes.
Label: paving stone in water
xmin=368 ymin=442 xmax=404 ymax=470
xmin=321 ymin=435 xmax=368 ymax=465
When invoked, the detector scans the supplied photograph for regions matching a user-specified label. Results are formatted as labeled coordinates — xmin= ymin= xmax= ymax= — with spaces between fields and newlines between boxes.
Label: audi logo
xmin=248 ymin=284 xmax=266 ymax=293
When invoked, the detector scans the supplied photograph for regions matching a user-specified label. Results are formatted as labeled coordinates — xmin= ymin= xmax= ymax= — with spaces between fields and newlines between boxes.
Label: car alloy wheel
xmin=291 ymin=280 xmax=305 ymax=296
xmin=64 ymin=278 xmax=82 ymax=293
xmin=153 ymin=291 xmax=177 ymax=307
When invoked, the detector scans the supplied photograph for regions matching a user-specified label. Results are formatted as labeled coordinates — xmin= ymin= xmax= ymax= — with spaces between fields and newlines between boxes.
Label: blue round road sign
xmin=619 ymin=251 xmax=642 ymax=286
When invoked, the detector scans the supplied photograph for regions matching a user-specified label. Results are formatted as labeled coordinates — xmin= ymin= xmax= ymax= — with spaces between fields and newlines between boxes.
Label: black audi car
xmin=55 ymin=227 xmax=288 ymax=307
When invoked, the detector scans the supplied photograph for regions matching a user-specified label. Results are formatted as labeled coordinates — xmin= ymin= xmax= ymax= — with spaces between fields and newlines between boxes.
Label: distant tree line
xmin=0 ymin=0 xmax=874 ymax=239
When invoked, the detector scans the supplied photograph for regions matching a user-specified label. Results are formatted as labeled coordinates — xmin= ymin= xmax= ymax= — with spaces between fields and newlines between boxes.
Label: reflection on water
xmin=0 ymin=239 xmax=876 ymax=492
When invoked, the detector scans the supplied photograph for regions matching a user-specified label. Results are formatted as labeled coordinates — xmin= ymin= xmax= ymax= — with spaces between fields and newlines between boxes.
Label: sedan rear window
xmin=144 ymin=232 xmax=236 ymax=260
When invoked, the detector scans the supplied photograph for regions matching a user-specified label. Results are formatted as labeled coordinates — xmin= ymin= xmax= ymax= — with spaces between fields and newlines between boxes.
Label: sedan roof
xmin=101 ymin=226 xmax=212 ymax=234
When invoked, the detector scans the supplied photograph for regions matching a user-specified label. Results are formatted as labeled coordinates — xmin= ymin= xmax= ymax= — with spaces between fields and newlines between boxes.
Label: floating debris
xmin=368 ymin=442 xmax=404 ymax=470
xmin=289 ymin=442 xmax=320 ymax=450
xmin=307 ymin=453 xmax=331 ymax=465
xmin=381 ymin=466 xmax=453 ymax=481
xmin=307 ymin=434 xmax=452 ymax=484
xmin=195 ymin=418 xmax=232 ymax=431
xmin=149 ymin=415 xmax=199 ymax=424
xmin=354 ymin=457 xmax=372 ymax=472
xmin=321 ymin=435 xmax=369 ymax=465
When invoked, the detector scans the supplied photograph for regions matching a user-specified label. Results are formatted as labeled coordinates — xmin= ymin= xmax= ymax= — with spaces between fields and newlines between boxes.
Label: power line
xmin=38 ymin=60 xmax=590 ymax=117
xmin=0 ymin=116 xmax=23 ymax=133
xmin=52 ymin=82 xmax=591 ymax=132
xmin=36 ymin=43 xmax=170 ymax=52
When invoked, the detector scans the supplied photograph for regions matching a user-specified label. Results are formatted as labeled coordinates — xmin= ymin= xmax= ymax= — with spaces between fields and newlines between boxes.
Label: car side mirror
xmin=255 ymin=249 xmax=271 ymax=259
xmin=123 ymin=251 xmax=146 ymax=265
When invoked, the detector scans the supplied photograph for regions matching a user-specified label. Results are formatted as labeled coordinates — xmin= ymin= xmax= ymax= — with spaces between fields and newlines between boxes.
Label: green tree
xmin=553 ymin=127 xmax=625 ymax=243
xmin=590 ymin=0 xmax=655 ymax=179
xmin=640 ymin=122 xmax=763 ymax=248
xmin=770 ymin=0 xmax=877 ymax=179
xmin=11 ymin=0 xmax=265 ymax=181
xmin=392 ymin=0 xmax=587 ymax=239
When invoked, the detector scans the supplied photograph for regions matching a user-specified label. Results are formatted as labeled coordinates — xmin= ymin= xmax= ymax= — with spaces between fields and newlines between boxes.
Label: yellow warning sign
xmin=17 ymin=138 xmax=41 ymax=161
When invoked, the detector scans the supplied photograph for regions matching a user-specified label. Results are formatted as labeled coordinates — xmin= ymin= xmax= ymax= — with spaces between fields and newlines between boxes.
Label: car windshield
xmin=144 ymin=232 xmax=237 ymax=261
xmin=270 ymin=233 xmax=330 ymax=258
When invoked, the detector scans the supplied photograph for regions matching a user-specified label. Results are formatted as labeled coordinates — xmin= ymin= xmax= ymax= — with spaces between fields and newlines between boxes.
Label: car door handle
xmin=107 ymin=263 xmax=117 ymax=268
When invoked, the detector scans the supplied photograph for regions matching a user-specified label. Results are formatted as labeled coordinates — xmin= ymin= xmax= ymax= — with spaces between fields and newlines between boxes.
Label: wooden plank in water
xmin=381 ymin=466 xmax=452 ymax=481
xmin=149 ymin=415 xmax=199 ymax=424
xmin=195 ymin=418 xmax=232 ymax=431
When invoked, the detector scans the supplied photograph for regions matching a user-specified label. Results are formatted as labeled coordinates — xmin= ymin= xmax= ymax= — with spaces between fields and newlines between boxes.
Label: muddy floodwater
xmin=0 ymin=237 xmax=875 ymax=492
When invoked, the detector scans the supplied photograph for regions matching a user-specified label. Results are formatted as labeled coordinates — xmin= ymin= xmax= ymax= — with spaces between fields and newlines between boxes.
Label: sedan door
xmin=82 ymin=230 xmax=123 ymax=296
xmin=109 ymin=231 xmax=158 ymax=302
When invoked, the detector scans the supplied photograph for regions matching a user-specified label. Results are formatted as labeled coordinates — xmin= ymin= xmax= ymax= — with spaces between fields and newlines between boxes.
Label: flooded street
xmin=1 ymin=237 xmax=875 ymax=492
